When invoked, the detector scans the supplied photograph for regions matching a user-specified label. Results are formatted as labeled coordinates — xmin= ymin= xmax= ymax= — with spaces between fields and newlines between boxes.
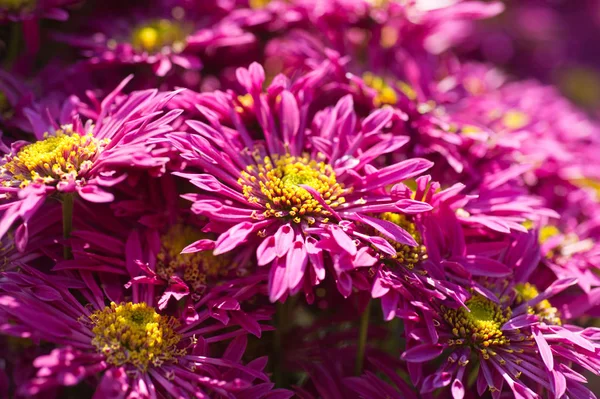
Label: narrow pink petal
xmin=533 ymin=328 xmax=554 ymax=371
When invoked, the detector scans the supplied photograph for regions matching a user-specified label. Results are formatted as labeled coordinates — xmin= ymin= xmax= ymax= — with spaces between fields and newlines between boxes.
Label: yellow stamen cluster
xmin=156 ymin=225 xmax=233 ymax=292
xmin=249 ymin=0 xmax=273 ymax=8
xmin=572 ymin=177 xmax=600 ymax=199
xmin=239 ymin=153 xmax=346 ymax=224
xmin=131 ymin=20 xmax=188 ymax=54
xmin=363 ymin=72 xmax=398 ymax=106
xmin=89 ymin=302 xmax=185 ymax=372
xmin=443 ymin=296 xmax=511 ymax=349
xmin=0 ymin=126 xmax=109 ymax=189
xmin=0 ymin=0 xmax=36 ymax=11
xmin=514 ymin=283 xmax=561 ymax=325
xmin=379 ymin=212 xmax=427 ymax=268
xmin=502 ymin=110 xmax=530 ymax=130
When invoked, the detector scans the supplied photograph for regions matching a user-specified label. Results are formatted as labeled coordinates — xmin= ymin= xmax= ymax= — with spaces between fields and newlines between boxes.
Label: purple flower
xmin=0 ymin=77 xmax=179 ymax=243
xmin=168 ymin=62 xmax=435 ymax=302
xmin=0 ymin=265 xmax=280 ymax=397
xmin=401 ymin=232 xmax=600 ymax=399
xmin=55 ymin=5 xmax=205 ymax=78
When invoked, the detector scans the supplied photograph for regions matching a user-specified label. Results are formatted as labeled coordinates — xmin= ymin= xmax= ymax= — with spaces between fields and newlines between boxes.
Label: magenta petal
xmin=286 ymin=239 xmax=308 ymax=290
xmin=274 ymin=224 xmax=294 ymax=258
xmin=355 ymin=214 xmax=418 ymax=246
xmin=552 ymin=326 xmax=595 ymax=352
xmin=451 ymin=379 xmax=465 ymax=399
xmin=455 ymin=256 xmax=511 ymax=277
xmin=268 ymin=257 xmax=288 ymax=302
xmin=381 ymin=291 xmax=399 ymax=321
xmin=182 ymin=239 xmax=215 ymax=253
xmin=329 ymin=225 xmax=357 ymax=256
xmin=401 ymin=344 xmax=443 ymax=362
xmin=77 ymin=185 xmax=114 ymax=203
xmin=257 ymin=236 xmax=277 ymax=266
xmin=394 ymin=199 xmax=434 ymax=214
xmin=214 ymin=222 xmax=255 ymax=255
xmin=533 ymin=328 xmax=554 ymax=371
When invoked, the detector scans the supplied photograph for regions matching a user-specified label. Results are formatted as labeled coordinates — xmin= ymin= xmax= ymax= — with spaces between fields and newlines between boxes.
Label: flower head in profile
xmin=0 ymin=76 xmax=179 ymax=243
xmin=401 ymin=232 xmax=600 ymax=399
xmin=0 ymin=266 xmax=284 ymax=398
xmin=168 ymin=62 xmax=435 ymax=302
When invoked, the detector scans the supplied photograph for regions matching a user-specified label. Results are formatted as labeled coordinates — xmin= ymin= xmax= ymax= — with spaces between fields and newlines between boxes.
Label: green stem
xmin=5 ymin=23 xmax=22 ymax=68
xmin=62 ymin=193 xmax=74 ymax=260
xmin=273 ymin=301 xmax=286 ymax=388
xmin=355 ymin=300 xmax=371 ymax=376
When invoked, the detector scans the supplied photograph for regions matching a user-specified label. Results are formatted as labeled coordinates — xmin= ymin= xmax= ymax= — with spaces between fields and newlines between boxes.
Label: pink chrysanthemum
xmin=168 ymin=62 xmax=435 ymax=302
xmin=401 ymin=232 xmax=600 ymax=399
xmin=0 ymin=266 xmax=285 ymax=398
xmin=0 ymin=77 xmax=179 ymax=243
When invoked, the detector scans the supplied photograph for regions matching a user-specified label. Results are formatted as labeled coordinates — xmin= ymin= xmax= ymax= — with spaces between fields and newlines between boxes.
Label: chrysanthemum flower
xmin=0 ymin=77 xmax=179 ymax=243
xmin=537 ymin=223 xmax=600 ymax=293
xmin=56 ymin=5 xmax=206 ymax=78
xmin=168 ymin=62 xmax=434 ymax=301
xmin=401 ymin=232 xmax=600 ymax=399
xmin=0 ymin=265 xmax=283 ymax=398
xmin=48 ymin=188 xmax=270 ymax=338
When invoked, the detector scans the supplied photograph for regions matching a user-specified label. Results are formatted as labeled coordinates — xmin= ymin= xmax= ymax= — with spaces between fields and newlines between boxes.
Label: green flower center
xmin=89 ymin=302 xmax=185 ymax=371
xmin=239 ymin=153 xmax=346 ymax=224
xmin=131 ymin=19 xmax=188 ymax=54
xmin=443 ymin=296 xmax=511 ymax=348
xmin=0 ymin=125 xmax=109 ymax=188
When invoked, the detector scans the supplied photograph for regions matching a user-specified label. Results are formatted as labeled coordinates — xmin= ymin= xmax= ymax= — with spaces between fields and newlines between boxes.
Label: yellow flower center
xmin=514 ymin=283 xmax=561 ymax=325
xmin=0 ymin=126 xmax=109 ymax=189
xmin=0 ymin=0 xmax=36 ymax=11
xmin=131 ymin=20 xmax=188 ymax=54
xmin=379 ymin=212 xmax=427 ymax=269
xmin=572 ymin=177 xmax=600 ymax=199
xmin=443 ymin=296 xmax=511 ymax=348
xmin=502 ymin=110 xmax=530 ymax=130
xmin=239 ymin=153 xmax=346 ymax=224
xmin=363 ymin=72 xmax=398 ymax=106
xmin=156 ymin=225 xmax=233 ymax=292
xmin=89 ymin=302 xmax=185 ymax=371
xmin=249 ymin=0 xmax=273 ymax=8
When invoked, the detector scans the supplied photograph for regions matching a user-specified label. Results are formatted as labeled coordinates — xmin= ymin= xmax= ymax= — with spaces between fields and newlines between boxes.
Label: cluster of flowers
xmin=1 ymin=0 xmax=600 ymax=398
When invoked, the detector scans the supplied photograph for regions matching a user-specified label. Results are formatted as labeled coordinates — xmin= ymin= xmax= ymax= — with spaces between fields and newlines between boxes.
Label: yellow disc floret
xmin=514 ymin=283 xmax=561 ymax=325
xmin=1 ymin=125 xmax=109 ymax=189
xmin=379 ymin=213 xmax=427 ymax=268
xmin=502 ymin=110 xmax=530 ymax=130
xmin=249 ymin=0 xmax=273 ymax=8
xmin=239 ymin=153 xmax=346 ymax=224
xmin=89 ymin=302 xmax=185 ymax=371
xmin=156 ymin=225 xmax=233 ymax=292
xmin=131 ymin=20 xmax=188 ymax=54
xmin=443 ymin=296 xmax=511 ymax=348
xmin=363 ymin=72 xmax=398 ymax=106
